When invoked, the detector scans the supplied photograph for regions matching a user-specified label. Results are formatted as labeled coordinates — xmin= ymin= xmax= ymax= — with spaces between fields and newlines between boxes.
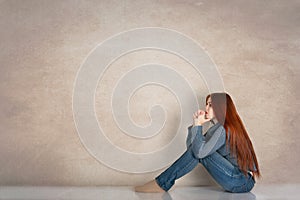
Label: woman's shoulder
xmin=206 ymin=122 xmax=226 ymax=137
xmin=213 ymin=122 xmax=225 ymax=132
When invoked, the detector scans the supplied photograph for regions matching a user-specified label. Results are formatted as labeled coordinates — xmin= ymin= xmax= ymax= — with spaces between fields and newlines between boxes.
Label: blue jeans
xmin=155 ymin=147 xmax=255 ymax=193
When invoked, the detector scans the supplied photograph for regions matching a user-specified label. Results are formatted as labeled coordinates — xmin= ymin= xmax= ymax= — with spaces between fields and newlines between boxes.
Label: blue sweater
xmin=186 ymin=121 xmax=238 ymax=167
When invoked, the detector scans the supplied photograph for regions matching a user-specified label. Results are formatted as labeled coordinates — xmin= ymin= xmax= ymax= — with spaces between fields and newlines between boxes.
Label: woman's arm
xmin=186 ymin=125 xmax=200 ymax=148
xmin=190 ymin=125 xmax=226 ymax=159
xmin=186 ymin=109 xmax=210 ymax=148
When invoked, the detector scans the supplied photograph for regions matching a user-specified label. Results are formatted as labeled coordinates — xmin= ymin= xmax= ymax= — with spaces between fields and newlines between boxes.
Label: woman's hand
xmin=193 ymin=109 xmax=211 ymax=126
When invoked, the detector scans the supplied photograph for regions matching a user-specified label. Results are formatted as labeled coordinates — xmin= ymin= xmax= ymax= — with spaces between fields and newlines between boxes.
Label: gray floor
xmin=0 ymin=184 xmax=299 ymax=200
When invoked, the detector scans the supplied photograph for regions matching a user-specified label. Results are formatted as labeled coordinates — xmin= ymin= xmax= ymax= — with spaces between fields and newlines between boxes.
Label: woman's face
xmin=205 ymin=96 xmax=215 ymax=120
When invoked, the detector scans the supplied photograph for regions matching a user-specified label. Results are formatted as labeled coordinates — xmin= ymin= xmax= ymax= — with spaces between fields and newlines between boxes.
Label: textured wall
xmin=0 ymin=0 xmax=299 ymax=186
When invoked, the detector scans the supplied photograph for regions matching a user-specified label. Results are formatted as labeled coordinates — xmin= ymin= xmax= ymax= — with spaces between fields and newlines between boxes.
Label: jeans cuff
xmin=155 ymin=177 xmax=169 ymax=192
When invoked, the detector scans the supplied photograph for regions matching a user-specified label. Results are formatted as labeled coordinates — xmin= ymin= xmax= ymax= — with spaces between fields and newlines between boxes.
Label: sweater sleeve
xmin=191 ymin=125 xmax=226 ymax=159
xmin=186 ymin=125 xmax=202 ymax=148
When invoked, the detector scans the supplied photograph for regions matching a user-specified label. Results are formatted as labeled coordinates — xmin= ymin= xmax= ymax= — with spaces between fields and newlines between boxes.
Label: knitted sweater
xmin=186 ymin=121 xmax=239 ymax=168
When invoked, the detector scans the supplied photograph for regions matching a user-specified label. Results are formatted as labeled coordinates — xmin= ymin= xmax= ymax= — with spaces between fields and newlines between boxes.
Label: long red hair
xmin=207 ymin=92 xmax=261 ymax=180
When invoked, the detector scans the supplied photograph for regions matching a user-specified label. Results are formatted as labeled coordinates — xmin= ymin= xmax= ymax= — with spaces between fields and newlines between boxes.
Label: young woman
xmin=135 ymin=92 xmax=260 ymax=193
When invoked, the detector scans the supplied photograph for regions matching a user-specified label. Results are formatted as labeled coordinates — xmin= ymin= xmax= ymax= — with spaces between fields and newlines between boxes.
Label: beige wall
xmin=0 ymin=0 xmax=299 ymax=186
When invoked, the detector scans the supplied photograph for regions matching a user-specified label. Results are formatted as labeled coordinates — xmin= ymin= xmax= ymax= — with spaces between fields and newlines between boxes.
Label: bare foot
xmin=134 ymin=180 xmax=165 ymax=193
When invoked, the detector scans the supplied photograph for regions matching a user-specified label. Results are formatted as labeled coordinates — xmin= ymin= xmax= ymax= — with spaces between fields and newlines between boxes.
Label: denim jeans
xmin=155 ymin=146 xmax=255 ymax=193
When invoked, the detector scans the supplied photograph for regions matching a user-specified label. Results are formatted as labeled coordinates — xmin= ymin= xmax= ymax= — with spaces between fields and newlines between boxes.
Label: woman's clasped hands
xmin=193 ymin=109 xmax=211 ymax=127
